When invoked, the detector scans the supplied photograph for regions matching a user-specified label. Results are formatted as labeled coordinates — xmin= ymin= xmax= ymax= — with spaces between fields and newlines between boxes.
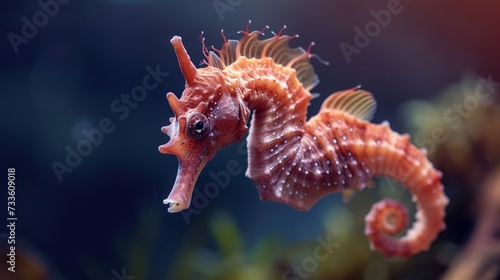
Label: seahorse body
xmin=159 ymin=25 xmax=448 ymax=258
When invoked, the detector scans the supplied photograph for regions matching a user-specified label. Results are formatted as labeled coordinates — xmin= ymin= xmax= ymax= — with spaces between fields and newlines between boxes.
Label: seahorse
xmin=158 ymin=24 xmax=449 ymax=258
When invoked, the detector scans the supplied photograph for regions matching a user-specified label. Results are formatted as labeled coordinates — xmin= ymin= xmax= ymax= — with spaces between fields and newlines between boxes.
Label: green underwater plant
xmin=170 ymin=206 xmax=414 ymax=280
xmin=169 ymin=212 xmax=283 ymax=280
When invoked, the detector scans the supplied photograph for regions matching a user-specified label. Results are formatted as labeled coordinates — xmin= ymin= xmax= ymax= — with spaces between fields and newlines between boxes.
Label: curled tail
xmin=316 ymin=89 xmax=449 ymax=257
xmin=359 ymin=120 xmax=449 ymax=258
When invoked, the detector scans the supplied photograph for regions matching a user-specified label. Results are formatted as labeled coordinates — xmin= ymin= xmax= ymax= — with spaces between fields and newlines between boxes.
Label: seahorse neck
xmin=223 ymin=57 xmax=317 ymax=201
xmin=224 ymin=57 xmax=312 ymax=125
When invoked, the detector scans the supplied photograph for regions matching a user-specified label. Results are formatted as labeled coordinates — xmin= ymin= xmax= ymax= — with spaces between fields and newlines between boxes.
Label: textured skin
xmin=159 ymin=26 xmax=449 ymax=258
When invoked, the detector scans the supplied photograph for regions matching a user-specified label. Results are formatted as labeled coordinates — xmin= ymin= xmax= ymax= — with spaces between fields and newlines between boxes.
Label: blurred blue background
xmin=1 ymin=0 xmax=499 ymax=279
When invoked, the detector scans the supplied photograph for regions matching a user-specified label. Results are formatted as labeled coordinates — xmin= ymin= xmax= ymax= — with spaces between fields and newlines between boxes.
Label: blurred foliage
xmin=168 ymin=203 xmax=417 ymax=280
xmin=401 ymin=74 xmax=500 ymax=188
xmin=169 ymin=212 xmax=282 ymax=280
xmin=402 ymin=74 xmax=500 ymax=279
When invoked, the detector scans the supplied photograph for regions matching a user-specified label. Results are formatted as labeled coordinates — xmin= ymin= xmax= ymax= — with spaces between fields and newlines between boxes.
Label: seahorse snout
xmin=160 ymin=143 xmax=210 ymax=213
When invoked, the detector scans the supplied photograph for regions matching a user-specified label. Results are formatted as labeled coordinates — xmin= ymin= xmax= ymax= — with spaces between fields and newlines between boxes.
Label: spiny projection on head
xmin=158 ymin=22 xmax=449 ymax=258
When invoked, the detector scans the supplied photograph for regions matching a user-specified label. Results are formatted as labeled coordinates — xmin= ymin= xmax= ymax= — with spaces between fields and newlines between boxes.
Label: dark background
xmin=1 ymin=0 xmax=499 ymax=279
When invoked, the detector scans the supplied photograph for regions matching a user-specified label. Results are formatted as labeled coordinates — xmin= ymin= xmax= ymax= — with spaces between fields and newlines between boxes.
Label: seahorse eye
xmin=195 ymin=120 xmax=204 ymax=130
xmin=187 ymin=114 xmax=209 ymax=139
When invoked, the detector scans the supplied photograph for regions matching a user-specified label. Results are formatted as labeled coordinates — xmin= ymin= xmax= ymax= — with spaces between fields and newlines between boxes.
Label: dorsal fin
xmin=202 ymin=24 xmax=328 ymax=92
xmin=320 ymin=87 xmax=377 ymax=121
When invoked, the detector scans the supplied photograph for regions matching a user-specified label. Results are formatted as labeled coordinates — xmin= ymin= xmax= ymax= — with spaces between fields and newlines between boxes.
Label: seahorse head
xmin=159 ymin=36 xmax=250 ymax=213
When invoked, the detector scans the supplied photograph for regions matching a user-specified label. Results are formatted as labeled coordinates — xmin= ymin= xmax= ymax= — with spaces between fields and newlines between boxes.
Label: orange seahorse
xmin=158 ymin=24 xmax=449 ymax=258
